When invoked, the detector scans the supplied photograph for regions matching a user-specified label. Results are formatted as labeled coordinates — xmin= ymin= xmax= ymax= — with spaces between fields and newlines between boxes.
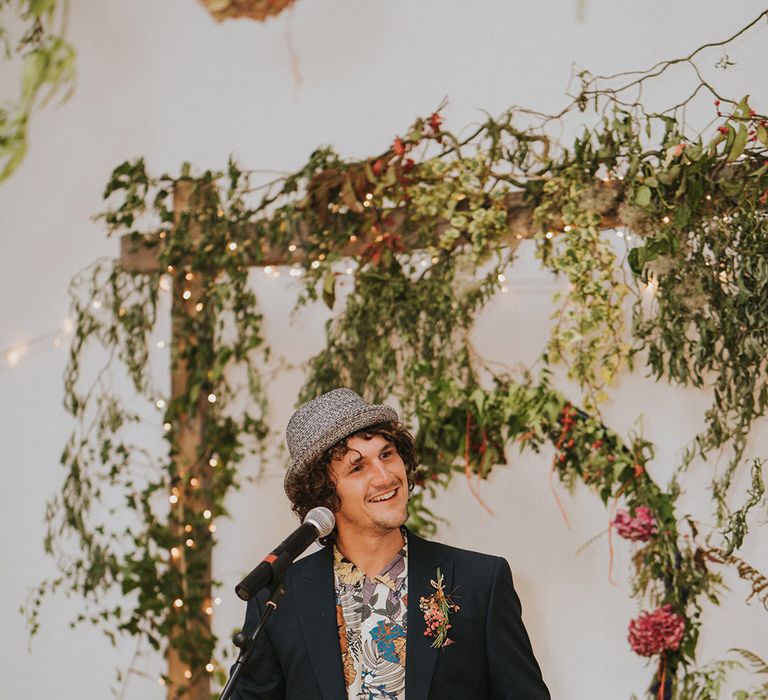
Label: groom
xmin=232 ymin=388 xmax=550 ymax=699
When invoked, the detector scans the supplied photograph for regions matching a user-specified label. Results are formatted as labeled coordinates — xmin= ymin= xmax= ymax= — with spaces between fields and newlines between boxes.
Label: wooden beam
xmin=119 ymin=186 xmax=624 ymax=273
xmin=166 ymin=180 xmax=214 ymax=700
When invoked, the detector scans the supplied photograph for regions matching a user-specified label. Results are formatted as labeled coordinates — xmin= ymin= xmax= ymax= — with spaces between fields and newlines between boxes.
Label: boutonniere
xmin=419 ymin=567 xmax=460 ymax=648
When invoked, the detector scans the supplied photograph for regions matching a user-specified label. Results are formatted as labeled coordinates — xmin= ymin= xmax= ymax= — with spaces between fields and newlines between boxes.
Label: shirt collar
xmin=333 ymin=531 xmax=408 ymax=592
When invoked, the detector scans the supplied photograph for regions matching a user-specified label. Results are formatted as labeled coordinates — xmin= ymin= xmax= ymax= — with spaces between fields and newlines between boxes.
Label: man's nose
xmin=370 ymin=459 xmax=392 ymax=482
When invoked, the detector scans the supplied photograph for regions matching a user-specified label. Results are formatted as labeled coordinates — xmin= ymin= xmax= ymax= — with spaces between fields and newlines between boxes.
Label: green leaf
xmin=757 ymin=124 xmax=768 ymax=146
xmin=322 ymin=269 xmax=336 ymax=310
xmin=28 ymin=0 xmax=56 ymax=18
xmin=634 ymin=185 xmax=652 ymax=207
xmin=21 ymin=50 xmax=48 ymax=102
xmin=727 ymin=124 xmax=748 ymax=162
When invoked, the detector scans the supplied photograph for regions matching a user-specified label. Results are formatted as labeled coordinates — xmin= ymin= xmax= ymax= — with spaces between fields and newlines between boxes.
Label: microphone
xmin=235 ymin=507 xmax=335 ymax=601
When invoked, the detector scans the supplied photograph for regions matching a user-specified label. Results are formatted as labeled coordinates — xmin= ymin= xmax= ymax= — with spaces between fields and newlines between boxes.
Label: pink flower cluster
xmin=421 ymin=604 xmax=449 ymax=637
xmin=628 ymin=604 xmax=686 ymax=657
xmin=614 ymin=506 xmax=658 ymax=542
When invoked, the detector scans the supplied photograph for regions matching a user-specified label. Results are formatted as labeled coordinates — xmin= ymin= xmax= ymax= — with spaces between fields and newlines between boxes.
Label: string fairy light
xmin=2 ymin=319 xmax=75 ymax=369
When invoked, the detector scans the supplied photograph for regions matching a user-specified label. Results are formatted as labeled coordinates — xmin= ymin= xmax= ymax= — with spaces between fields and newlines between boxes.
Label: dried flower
xmin=614 ymin=506 xmax=658 ymax=542
xmin=628 ymin=604 xmax=685 ymax=656
xmin=419 ymin=567 xmax=459 ymax=648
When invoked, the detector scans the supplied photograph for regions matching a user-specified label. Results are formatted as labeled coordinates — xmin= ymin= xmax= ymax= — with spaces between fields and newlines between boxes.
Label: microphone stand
xmin=218 ymin=578 xmax=287 ymax=700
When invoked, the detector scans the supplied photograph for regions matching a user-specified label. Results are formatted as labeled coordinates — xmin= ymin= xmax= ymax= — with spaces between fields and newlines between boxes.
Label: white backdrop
xmin=1 ymin=1 xmax=767 ymax=698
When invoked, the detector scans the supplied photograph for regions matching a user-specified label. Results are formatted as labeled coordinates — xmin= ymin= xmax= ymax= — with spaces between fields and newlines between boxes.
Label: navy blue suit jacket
xmin=232 ymin=529 xmax=550 ymax=699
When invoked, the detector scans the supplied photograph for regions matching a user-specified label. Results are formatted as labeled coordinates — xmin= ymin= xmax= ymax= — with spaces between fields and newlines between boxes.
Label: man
xmin=233 ymin=388 xmax=550 ymax=699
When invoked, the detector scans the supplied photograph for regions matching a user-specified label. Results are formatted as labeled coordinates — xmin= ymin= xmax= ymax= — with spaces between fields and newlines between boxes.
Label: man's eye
xmin=381 ymin=450 xmax=392 ymax=459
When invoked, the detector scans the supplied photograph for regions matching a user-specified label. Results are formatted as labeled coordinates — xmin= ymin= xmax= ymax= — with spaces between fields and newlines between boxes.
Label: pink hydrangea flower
xmin=628 ymin=604 xmax=686 ymax=657
xmin=614 ymin=505 xmax=658 ymax=542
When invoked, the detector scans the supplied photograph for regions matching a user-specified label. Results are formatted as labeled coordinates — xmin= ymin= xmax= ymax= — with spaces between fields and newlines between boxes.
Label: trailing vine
xmin=28 ymin=161 xmax=271 ymax=695
xmin=34 ymin=11 xmax=768 ymax=700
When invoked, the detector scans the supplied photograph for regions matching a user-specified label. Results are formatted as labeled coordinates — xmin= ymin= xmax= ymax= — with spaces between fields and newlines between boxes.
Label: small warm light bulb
xmin=311 ymin=260 xmax=320 ymax=269
xmin=190 ymin=477 xmax=200 ymax=488
xmin=203 ymin=509 xmax=212 ymax=519
xmin=563 ymin=225 xmax=572 ymax=232
xmin=228 ymin=242 xmax=237 ymax=251
xmin=662 ymin=216 xmax=670 ymax=224
xmin=501 ymin=286 xmax=509 ymax=294
xmin=171 ymin=547 xmax=180 ymax=559
xmin=214 ymin=597 xmax=222 ymax=605
xmin=182 ymin=290 xmax=192 ymax=300
xmin=185 ymin=524 xmax=193 ymax=533
xmin=157 ymin=340 xmax=166 ymax=349
xmin=207 ymin=393 xmax=217 ymax=403
xmin=156 ymin=399 xmax=166 ymax=409
xmin=497 ymin=274 xmax=506 ymax=283
xmin=184 ymin=272 xmax=194 ymax=281
xmin=545 ymin=231 xmax=554 ymax=239
xmin=206 ymin=663 xmax=214 ymax=673
xmin=92 ymin=299 xmax=102 ymax=310
xmin=158 ymin=678 xmax=166 ymax=686
xmin=264 ymin=266 xmax=273 ymax=274
xmin=173 ymin=598 xmax=183 ymax=608
xmin=184 ymin=670 xmax=192 ymax=680
xmin=349 ymin=235 xmax=358 ymax=243
xmin=209 ymin=524 xmax=217 ymax=533
xmin=164 ymin=422 xmax=172 ymax=432
xmin=195 ymin=302 xmax=203 ymax=312
xmin=169 ymin=494 xmax=179 ymax=504
xmin=6 ymin=347 xmax=24 ymax=366
xmin=205 ymin=606 xmax=214 ymax=615
xmin=288 ymin=244 xmax=297 ymax=252
xmin=209 ymin=457 xmax=218 ymax=467
xmin=705 ymin=194 xmax=712 ymax=201
xmin=186 ymin=538 xmax=194 ymax=547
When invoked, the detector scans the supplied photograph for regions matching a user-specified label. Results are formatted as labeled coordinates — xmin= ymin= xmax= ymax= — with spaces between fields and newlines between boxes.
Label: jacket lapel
xmin=406 ymin=530 xmax=455 ymax=700
xmin=293 ymin=546 xmax=347 ymax=700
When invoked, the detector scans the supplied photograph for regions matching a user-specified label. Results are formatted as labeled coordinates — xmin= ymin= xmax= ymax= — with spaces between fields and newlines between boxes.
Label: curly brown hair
xmin=284 ymin=420 xmax=417 ymax=542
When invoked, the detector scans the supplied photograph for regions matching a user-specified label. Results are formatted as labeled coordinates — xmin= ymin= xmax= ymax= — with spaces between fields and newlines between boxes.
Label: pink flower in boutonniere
xmin=419 ymin=567 xmax=460 ymax=649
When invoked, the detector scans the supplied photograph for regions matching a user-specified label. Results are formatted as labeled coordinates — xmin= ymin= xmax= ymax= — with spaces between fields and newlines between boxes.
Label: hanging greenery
xmin=0 ymin=0 xmax=76 ymax=180
xmin=32 ymin=10 xmax=768 ymax=700
xmin=199 ymin=0 xmax=296 ymax=22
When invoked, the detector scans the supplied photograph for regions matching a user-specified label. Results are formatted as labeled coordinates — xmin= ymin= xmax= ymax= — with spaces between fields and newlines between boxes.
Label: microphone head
xmin=303 ymin=506 xmax=335 ymax=537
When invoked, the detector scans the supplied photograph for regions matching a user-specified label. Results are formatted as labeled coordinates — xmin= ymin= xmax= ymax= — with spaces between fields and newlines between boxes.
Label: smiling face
xmin=328 ymin=433 xmax=409 ymax=541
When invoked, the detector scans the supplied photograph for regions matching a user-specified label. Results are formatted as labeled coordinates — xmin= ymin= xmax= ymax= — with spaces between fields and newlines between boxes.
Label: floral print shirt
xmin=334 ymin=538 xmax=408 ymax=700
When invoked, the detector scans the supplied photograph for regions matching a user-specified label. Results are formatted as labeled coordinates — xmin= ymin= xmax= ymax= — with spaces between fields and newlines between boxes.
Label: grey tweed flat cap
xmin=284 ymin=388 xmax=398 ymax=486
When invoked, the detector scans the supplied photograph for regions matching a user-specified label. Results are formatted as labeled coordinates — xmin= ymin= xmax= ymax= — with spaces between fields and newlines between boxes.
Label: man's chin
xmin=372 ymin=507 xmax=409 ymax=532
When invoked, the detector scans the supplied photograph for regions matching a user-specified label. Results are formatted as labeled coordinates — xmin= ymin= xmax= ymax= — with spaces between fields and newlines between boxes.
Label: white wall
xmin=1 ymin=1 xmax=766 ymax=697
